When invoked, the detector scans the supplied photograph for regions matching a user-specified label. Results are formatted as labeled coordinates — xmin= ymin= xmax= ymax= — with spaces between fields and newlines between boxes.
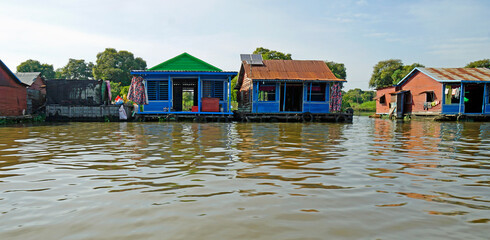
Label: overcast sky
xmin=1 ymin=0 xmax=489 ymax=90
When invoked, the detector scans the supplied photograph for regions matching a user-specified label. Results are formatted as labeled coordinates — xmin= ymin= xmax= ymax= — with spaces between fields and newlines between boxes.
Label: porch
xmin=251 ymin=80 xmax=339 ymax=114
xmin=442 ymin=82 xmax=490 ymax=115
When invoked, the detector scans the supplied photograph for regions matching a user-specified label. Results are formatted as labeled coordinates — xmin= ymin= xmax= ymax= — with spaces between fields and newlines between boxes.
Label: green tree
xmin=465 ymin=59 xmax=490 ymax=68
xmin=57 ymin=58 xmax=94 ymax=79
xmin=253 ymin=47 xmax=292 ymax=60
xmin=369 ymin=59 xmax=403 ymax=89
xmin=390 ymin=63 xmax=425 ymax=84
xmin=342 ymin=88 xmax=376 ymax=112
xmin=325 ymin=61 xmax=346 ymax=79
xmin=343 ymin=88 xmax=364 ymax=104
xmin=93 ymin=48 xmax=147 ymax=85
xmin=110 ymin=81 xmax=122 ymax=101
xmin=17 ymin=59 xmax=55 ymax=79
xmin=360 ymin=91 xmax=375 ymax=102
xmin=230 ymin=76 xmax=238 ymax=102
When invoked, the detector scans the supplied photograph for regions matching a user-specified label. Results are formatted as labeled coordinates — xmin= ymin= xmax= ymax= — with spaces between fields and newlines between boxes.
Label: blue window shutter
xmin=215 ymin=81 xmax=224 ymax=100
xmin=147 ymin=81 xmax=157 ymax=100
xmin=159 ymin=81 xmax=168 ymax=100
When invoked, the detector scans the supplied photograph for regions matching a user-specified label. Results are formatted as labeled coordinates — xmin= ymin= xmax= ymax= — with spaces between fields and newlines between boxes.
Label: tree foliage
xmin=230 ymin=76 xmax=238 ymax=102
xmin=93 ymin=48 xmax=147 ymax=85
xmin=465 ymin=59 xmax=490 ymax=68
xmin=342 ymin=88 xmax=376 ymax=111
xmin=325 ymin=61 xmax=346 ymax=79
xmin=253 ymin=47 xmax=292 ymax=60
xmin=390 ymin=63 xmax=425 ymax=84
xmin=56 ymin=58 xmax=94 ymax=79
xmin=369 ymin=59 xmax=403 ymax=89
xmin=110 ymin=81 xmax=122 ymax=101
xmin=343 ymin=88 xmax=375 ymax=104
xmin=369 ymin=59 xmax=424 ymax=89
xmin=17 ymin=59 xmax=55 ymax=79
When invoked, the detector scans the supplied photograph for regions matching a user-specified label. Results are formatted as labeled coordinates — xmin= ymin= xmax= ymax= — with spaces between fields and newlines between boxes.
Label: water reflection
xmin=0 ymin=118 xmax=489 ymax=239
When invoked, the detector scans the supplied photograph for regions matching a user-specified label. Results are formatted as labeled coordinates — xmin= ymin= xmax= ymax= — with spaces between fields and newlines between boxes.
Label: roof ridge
xmin=149 ymin=52 xmax=222 ymax=71
xmin=0 ymin=59 xmax=28 ymax=86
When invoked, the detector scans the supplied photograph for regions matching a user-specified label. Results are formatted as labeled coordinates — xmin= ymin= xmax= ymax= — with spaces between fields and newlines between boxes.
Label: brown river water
xmin=0 ymin=116 xmax=489 ymax=239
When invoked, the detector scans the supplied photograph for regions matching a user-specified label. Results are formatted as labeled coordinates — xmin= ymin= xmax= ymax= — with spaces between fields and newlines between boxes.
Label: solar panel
xmin=240 ymin=54 xmax=263 ymax=65
xmin=251 ymin=54 xmax=263 ymax=65
xmin=240 ymin=54 xmax=252 ymax=63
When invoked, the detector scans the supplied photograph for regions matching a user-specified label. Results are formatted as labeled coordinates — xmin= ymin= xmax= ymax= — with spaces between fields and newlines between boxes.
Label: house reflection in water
xmin=235 ymin=123 xmax=347 ymax=184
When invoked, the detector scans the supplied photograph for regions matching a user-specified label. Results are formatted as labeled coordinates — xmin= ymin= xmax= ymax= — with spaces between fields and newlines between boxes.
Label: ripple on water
xmin=0 ymin=119 xmax=489 ymax=239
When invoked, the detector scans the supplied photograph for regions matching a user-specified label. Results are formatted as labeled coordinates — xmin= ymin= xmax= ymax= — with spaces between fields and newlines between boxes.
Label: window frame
xmin=258 ymin=83 xmax=276 ymax=102
xmin=307 ymin=82 xmax=326 ymax=102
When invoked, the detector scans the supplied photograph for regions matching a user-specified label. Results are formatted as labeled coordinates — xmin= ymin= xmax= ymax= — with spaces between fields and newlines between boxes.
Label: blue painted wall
xmin=251 ymin=81 xmax=336 ymax=114
xmin=441 ymin=83 xmax=490 ymax=115
xmin=303 ymin=82 xmax=330 ymax=113
xmin=140 ymin=73 xmax=233 ymax=114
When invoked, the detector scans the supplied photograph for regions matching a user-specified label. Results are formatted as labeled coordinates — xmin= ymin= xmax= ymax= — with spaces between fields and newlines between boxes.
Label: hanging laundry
xmin=445 ymin=86 xmax=452 ymax=104
xmin=101 ymin=80 xmax=107 ymax=103
xmin=127 ymin=76 xmax=148 ymax=105
xmin=106 ymin=81 xmax=112 ymax=102
xmin=329 ymin=83 xmax=342 ymax=112
xmin=119 ymin=105 xmax=127 ymax=120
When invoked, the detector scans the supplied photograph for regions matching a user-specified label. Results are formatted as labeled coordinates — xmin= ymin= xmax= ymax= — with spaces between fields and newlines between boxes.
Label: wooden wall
xmin=0 ymin=65 xmax=27 ymax=116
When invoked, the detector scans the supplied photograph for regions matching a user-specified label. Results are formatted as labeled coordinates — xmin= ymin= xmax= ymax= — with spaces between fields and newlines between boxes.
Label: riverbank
xmin=0 ymin=115 xmax=45 ymax=125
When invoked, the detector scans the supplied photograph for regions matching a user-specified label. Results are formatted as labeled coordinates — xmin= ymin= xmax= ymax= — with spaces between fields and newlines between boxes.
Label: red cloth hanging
xmin=127 ymin=76 xmax=148 ymax=105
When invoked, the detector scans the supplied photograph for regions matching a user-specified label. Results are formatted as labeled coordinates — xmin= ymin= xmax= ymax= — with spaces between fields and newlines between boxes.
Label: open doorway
xmin=182 ymin=88 xmax=195 ymax=111
xmin=280 ymin=83 xmax=303 ymax=112
xmin=173 ymin=79 xmax=198 ymax=112
xmin=464 ymin=84 xmax=484 ymax=113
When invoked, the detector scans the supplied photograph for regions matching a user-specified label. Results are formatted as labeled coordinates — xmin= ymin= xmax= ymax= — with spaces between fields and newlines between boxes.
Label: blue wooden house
xmin=235 ymin=56 xmax=346 ymax=115
xmin=130 ymin=53 xmax=237 ymax=117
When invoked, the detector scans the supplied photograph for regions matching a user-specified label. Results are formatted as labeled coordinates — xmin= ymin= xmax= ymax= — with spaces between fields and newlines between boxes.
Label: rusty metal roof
xmin=242 ymin=60 xmax=343 ymax=81
xmin=419 ymin=68 xmax=490 ymax=82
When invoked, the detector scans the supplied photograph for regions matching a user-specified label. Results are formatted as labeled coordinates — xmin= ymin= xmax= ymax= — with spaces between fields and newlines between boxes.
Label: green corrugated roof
xmin=149 ymin=52 xmax=222 ymax=72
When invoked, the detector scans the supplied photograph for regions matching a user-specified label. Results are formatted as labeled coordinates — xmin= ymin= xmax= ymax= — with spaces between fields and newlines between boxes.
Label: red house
xmin=376 ymin=67 xmax=490 ymax=118
xmin=375 ymin=85 xmax=397 ymax=115
xmin=15 ymin=72 xmax=47 ymax=114
xmin=15 ymin=72 xmax=46 ymax=95
xmin=0 ymin=60 xmax=28 ymax=116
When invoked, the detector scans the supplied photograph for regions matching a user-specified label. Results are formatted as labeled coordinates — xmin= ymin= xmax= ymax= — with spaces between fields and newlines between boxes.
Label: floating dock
xmin=137 ymin=110 xmax=353 ymax=123
xmin=234 ymin=111 xmax=353 ymax=123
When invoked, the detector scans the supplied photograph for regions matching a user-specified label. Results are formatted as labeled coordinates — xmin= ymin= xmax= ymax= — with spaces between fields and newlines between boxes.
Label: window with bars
xmin=258 ymin=84 xmax=276 ymax=101
xmin=202 ymin=80 xmax=224 ymax=100
xmin=147 ymin=80 xmax=169 ymax=101
xmin=307 ymin=83 xmax=326 ymax=101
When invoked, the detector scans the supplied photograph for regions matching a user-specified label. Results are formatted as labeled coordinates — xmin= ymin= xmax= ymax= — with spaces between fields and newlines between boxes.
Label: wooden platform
xmin=434 ymin=114 xmax=490 ymax=122
xmin=234 ymin=111 xmax=353 ymax=123
xmin=138 ymin=113 xmax=234 ymax=122
xmin=138 ymin=111 xmax=353 ymax=123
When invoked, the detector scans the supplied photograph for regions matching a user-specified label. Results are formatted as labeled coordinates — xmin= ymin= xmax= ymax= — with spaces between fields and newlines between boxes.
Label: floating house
xmin=130 ymin=53 xmax=237 ymax=121
xmin=15 ymin=72 xmax=46 ymax=95
xmin=0 ymin=60 xmax=28 ymax=116
xmin=235 ymin=54 xmax=349 ymax=122
xmin=375 ymin=67 xmax=490 ymax=118
xmin=15 ymin=72 xmax=46 ymax=114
